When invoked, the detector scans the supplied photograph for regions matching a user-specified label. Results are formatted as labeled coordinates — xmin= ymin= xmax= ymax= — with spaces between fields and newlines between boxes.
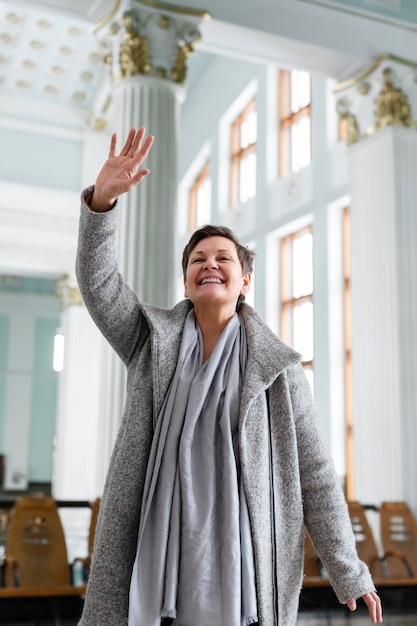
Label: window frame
xmin=342 ymin=206 xmax=354 ymax=499
xmin=187 ymin=160 xmax=210 ymax=232
xmin=279 ymin=224 xmax=314 ymax=376
xmin=279 ymin=69 xmax=312 ymax=178
xmin=230 ymin=97 xmax=257 ymax=207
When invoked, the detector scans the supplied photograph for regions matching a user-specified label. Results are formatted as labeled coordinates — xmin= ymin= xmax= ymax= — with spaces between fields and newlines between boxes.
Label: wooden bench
xmin=301 ymin=500 xmax=417 ymax=617
xmin=0 ymin=494 xmax=87 ymax=623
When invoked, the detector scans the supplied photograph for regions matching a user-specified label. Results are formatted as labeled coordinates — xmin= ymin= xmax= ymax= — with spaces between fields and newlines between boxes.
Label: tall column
xmin=88 ymin=1 xmax=208 ymax=471
xmin=52 ymin=275 xmax=107 ymax=560
xmin=334 ymin=55 xmax=417 ymax=512
xmin=95 ymin=0 xmax=208 ymax=305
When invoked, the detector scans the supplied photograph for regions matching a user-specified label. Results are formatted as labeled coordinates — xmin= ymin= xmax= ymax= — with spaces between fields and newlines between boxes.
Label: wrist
xmin=89 ymin=188 xmax=117 ymax=213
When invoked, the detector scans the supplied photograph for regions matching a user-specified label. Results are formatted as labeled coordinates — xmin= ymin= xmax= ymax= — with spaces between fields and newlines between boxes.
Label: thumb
xmin=346 ymin=598 xmax=357 ymax=612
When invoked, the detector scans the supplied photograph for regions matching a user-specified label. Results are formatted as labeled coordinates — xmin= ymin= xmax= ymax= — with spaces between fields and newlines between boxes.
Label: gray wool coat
xmin=76 ymin=188 xmax=375 ymax=626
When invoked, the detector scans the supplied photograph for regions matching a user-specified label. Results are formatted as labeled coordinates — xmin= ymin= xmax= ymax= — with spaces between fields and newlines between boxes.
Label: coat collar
xmin=238 ymin=302 xmax=302 ymax=396
xmin=141 ymin=299 xmax=301 ymax=421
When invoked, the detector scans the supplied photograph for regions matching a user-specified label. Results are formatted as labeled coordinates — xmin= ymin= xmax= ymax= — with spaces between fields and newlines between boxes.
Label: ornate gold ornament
xmin=119 ymin=11 xmax=152 ymax=78
xmin=55 ymin=275 xmax=83 ymax=309
xmin=334 ymin=53 xmax=417 ymax=145
xmin=336 ymin=98 xmax=360 ymax=146
xmin=94 ymin=1 xmax=208 ymax=86
xmin=374 ymin=67 xmax=413 ymax=129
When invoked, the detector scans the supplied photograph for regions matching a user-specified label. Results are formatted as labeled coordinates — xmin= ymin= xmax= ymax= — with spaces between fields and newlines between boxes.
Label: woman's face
xmin=184 ymin=236 xmax=251 ymax=312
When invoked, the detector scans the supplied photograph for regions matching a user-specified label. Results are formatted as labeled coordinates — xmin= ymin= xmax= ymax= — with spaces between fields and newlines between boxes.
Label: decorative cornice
xmin=333 ymin=53 xmax=417 ymax=94
xmin=334 ymin=53 xmax=417 ymax=146
xmin=93 ymin=0 xmax=123 ymax=33
xmin=136 ymin=0 xmax=209 ymax=19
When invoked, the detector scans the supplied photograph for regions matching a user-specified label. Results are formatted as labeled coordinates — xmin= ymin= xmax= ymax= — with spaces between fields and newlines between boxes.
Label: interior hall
xmin=0 ymin=0 xmax=417 ymax=624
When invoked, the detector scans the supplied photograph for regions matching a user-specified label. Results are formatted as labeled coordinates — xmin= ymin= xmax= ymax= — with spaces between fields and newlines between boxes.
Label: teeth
xmin=201 ymin=278 xmax=222 ymax=284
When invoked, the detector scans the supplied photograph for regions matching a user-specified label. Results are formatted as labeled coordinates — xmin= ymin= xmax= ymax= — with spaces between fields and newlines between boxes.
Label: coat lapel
xmin=141 ymin=299 xmax=193 ymax=425
xmin=238 ymin=303 xmax=301 ymax=422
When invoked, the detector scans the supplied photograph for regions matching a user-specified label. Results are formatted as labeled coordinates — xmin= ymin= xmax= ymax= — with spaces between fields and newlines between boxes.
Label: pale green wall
xmin=0 ymin=127 xmax=82 ymax=191
xmin=0 ymin=278 xmax=59 ymax=486
xmin=29 ymin=318 xmax=59 ymax=482
xmin=0 ymin=315 xmax=9 ymax=453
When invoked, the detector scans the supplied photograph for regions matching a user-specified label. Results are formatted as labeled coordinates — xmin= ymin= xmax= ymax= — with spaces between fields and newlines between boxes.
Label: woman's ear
xmin=184 ymin=279 xmax=188 ymax=298
xmin=240 ymin=273 xmax=251 ymax=296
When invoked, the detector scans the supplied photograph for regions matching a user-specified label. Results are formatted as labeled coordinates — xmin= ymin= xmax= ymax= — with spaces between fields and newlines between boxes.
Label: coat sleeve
xmin=287 ymin=363 xmax=376 ymax=603
xmin=75 ymin=186 xmax=148 ymax=366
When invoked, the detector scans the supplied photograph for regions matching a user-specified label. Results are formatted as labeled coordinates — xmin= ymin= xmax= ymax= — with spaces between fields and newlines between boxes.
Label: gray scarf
xmin=128 ymin=310 xmax=258 ymax=626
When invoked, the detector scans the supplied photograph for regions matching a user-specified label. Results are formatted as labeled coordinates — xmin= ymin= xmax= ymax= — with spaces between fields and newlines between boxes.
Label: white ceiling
xmin=1 ymin=0 xmax=417 ymax=130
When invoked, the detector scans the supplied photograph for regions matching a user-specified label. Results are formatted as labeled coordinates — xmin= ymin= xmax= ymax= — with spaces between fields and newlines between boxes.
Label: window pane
xmin=291 ymin=70 xmax=300 ymax=113
xmin=279 ymin=69 xmax=311 ymax=179
xmin=248 ymin=109 xmax=257 ymax=145
xmin=293 ymin=301 xmax=314 ymax=360
xmin=240 ymin=108 xmax=256 ymax=150
xmin=292 ymin=232 xmax=313 ymax=297
xmin=291 ymin=123 xmax=300 ymax=172
xmin=240 ymin=119 xmax=249 ymax=149
xmin=196 ymin=178 xmax=211 ymax=226
xmin=239 ymin=152 xmax=257 ymax=203
xmin=304 ymin=367 xmax=314 ymax=396
xmin=239 ymin=158 xmax=247 ymax=203
xmin=247 ymin=152 xmax=257 ymax=199
xmin=298 ymin=71 xmax=311 ymax=109
xmin=298 ymin=115 xmax=311 ymax=169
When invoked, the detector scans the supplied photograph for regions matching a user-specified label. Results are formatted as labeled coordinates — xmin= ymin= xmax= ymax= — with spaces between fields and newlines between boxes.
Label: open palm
xmin=91 ymin=127 xmax=154 ymax=212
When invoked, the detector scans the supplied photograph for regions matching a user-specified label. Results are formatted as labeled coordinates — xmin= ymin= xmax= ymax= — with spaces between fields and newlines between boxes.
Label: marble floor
xmin=3 ymin=614 xmax=417 ymax=626
xmin=1 ymin=600 xmax=416 ymax=626
xmin=297 ymin=611 xmax=417 ymax=625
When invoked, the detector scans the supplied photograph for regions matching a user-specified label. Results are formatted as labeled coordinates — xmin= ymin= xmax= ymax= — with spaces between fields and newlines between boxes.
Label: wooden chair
xmin=347 ymin=500 xmax=385 ymax=578
xmin=0 ymin=494 xmax=86 ymax=598
xmin=303 ymin=529 xmax=329 ymax=584
xmin=73 ymin=497 xmax=101 ymax=578
xmin=380 ymin=501 xmax=417 ymax=579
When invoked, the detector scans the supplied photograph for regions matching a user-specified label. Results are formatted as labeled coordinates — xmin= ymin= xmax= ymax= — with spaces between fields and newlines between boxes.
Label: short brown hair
xmin=182 ymin=224 xmax=255 ymax=277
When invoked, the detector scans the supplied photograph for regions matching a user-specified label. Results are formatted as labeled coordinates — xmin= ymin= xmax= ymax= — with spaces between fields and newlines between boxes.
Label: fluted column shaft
xmin=113 ymin=75 xmax=180 ymax=305
xmin=335 ymin=55 xmax=417 ymax=511
xmin=52 ymin=277 xmax=105 ymax=560
xmin=349 ymin=127 xmax=417 ymax=505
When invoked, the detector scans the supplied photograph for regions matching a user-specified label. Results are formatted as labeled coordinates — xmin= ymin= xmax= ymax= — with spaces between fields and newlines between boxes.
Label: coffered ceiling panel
xmin=0 ymin=1 xmax=109 ymax=128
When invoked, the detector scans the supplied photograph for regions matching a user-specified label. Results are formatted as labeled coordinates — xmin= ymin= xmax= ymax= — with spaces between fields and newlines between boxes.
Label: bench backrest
xmin=5 ymin=495 xmax=71 ymax=589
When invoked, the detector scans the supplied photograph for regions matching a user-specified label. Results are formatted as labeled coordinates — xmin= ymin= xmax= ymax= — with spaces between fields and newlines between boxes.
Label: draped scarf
xmin=128 ymin=310 xmax=258 ymax=626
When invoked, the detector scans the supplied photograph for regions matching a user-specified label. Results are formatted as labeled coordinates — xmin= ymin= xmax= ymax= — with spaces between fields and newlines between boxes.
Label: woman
xmin=75 ymin=127 xmax=382 ymax=625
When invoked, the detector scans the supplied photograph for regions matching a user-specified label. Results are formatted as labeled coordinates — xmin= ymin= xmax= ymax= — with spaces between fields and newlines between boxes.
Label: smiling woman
xmin=73 ymin=127 xmax=382 ymax=626
xmin=182 ymin=227 xmax=254 ymax=360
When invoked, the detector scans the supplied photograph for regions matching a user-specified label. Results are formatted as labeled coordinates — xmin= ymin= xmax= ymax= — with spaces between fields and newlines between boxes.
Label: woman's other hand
xmin=90 ymin=127 xmax=154 ymax=212
xmin=346 ymin=591 xmax=383 ymax=623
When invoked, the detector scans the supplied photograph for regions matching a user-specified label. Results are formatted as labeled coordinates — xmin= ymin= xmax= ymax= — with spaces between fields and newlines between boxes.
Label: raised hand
xmin=90 ymin=127 xmax=154 ymax=212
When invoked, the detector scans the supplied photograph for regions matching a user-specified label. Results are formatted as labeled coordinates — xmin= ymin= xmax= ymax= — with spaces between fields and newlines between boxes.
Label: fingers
xmin=350 ymin=592 xmax=382 ymax=623
xmin=363 ymin=591 xmax=383 ymax=623
xmin=131 ymin=126 xmax=147 ymax=153
xmin=117 ymin=127 xmax=154 ymax=166
xmin=132 ymin=168 xmax=151 ymax=185
xmin=140 ymin=134 xmax=155 ymax=160
xmin=119 ymin=128 xmax=137 ymax=157
xmin=108 ymin=132 xmax=117 ymax=158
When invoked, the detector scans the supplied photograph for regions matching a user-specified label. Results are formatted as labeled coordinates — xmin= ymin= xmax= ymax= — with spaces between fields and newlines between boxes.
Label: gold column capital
xmin=55 ymin=274 xmax=83 ymax=310
xmin=95 ymin=0 xmax=210 ymax=86
xmin=334 ymin=53 xmax=417 ymax=145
